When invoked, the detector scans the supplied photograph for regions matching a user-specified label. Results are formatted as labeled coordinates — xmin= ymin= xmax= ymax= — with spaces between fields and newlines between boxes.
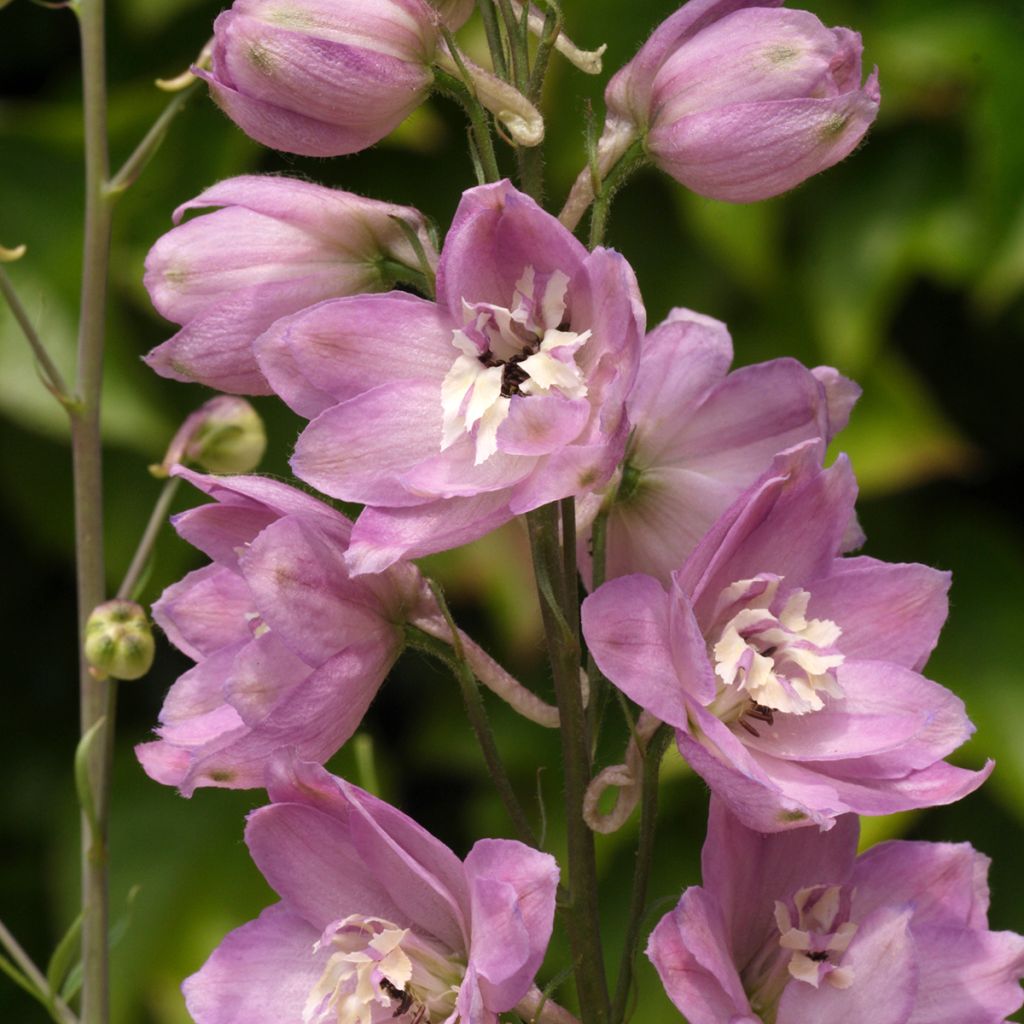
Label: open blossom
xmin=256 ymin=180 xmax=644 ymax=574
xmin=136 ymin=467 xmax=434 ymax=795
xmin=582 ymin=441 xmax=991 ymax=831
xmin=577 ymin=307 xmax=860 ymax=585
xmin=577 ymin=0 xmax=879 ymax=206
xmin=145 ymin=175 xmax=437 ymax=394
xmin=649 ymin=797 xmax=1024 ymax=1024
xmin=184 ymin=753 xmax=560 ymax=1024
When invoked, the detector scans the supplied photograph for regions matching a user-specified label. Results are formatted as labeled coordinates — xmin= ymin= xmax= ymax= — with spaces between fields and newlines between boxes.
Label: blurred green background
xmin=1 ymin=0 xmax=1022 ymax=1020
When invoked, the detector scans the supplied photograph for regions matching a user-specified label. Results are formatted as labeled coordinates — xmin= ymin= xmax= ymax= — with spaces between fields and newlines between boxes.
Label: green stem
xmin=584 ymin=506 xmax=609 ymax=742
xmin=0 ymin=919 xmax=79 ymax=1024
xmin=588 ymin=140 xmax=646 ymax=250
xmin=433 ymin=65 xmax=502 ymax=183
xmin=477 ymin=0 xmax=509 ymax=81
xmin=105 ymin=80 xmax=198 ymax=197
xmin=525 ymin=504 xmax=609 ymax=1024
xmin=115 ymin=476 xmax=180 ymax=602
xmin=405 ymin=621 xmax=538 ymax=848
xmin=72 ymin=0 xmax=114 ymax=1021
xmin=0 ymin=265 xmax=74 ymax=406
xmin=609 ymin=726 xmax=671 ymax=1024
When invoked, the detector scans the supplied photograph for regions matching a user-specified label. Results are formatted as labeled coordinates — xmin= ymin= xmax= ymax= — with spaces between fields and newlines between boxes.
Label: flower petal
xmin=183 ymin=903 xmax=324 ymax=1024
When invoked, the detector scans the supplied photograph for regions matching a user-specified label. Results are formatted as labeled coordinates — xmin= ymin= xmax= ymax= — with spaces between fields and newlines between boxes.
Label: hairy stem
xmin=477 ymin=0 xmax=509 ymax=81
xmin=73 ymin=1 xmax=114 ymax=1020
xmin=610 ymin=726 xmax=671 ymax=1024
xmin=433 ymin=64 xmax=502 ymax=183
xmin=405 ymin=621 xmax=539 ymax=848
xmin=526 ymin=504 xmax=609 ymax=1024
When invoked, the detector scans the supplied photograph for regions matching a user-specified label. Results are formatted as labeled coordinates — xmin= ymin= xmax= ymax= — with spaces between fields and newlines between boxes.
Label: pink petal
xmin=647 ymin=888 xmax=752 ymax=1024
xmin=807 ymin=557 xmax=949 ymax=672
xmin=463 ymin=839 xmax=559 ymax=1011
xmin=777 ymin=906 xmax=916 ymax=1024
xmin=262 ymin=292 xmax=452 ymax=409
xmin=291 ymin=380 xmax=443 ymax=505
xmin=183 ymin=903 xmax=324 ymax=1024
xmin=582 ymin=575 xmax=712 ymax=728
xmin=851 ymin=841 xmax=991 ymax=930
xmin=907 ymin=925 xmax=1024 ymax=1024
xmin=345 ymin=491 xmax=514 ymax=575
xmin=702 ymin=797 xmax=858 ymax=972
xmin=239 ymin=515 xmax=396 ymax=664
xmin=437 ymin=181 xmax=588 ymax=314
xmin=496 ymin=394 xmax=591 ymax=456
xmin=152 ymin=565 xmax=254 ymax=660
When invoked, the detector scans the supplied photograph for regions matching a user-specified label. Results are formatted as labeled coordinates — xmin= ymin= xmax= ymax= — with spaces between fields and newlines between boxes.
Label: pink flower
xmin=577 ymin=307 xmax=860 ymax=585
xmin=136 ymin=467 xmax=434 ymax=795
xmin=596 ymin=0 xmax=880 ymax=202
xmin=183 ymin=753 xmax=560 ymax=1024
xmin=196 ymin=0 xmax=462 ymax=158
xmin=145 ymin=175 xmax=437 ymax=394
xmin=258 ymin=180 xmax=645 ymax=574
xmin=582 ymin=442 xmax=991 ymax=831
xmin=649 ymin=798 xmax=1024 ymax=1024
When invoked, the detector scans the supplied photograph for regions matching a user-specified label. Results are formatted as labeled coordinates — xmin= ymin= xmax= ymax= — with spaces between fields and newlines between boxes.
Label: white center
xmin=774 ymin=886 xmax=858 ymax=990
xmin=708 ymin=575 xmax=844 ymax=723
xmin=440 ymin=266 xmax=591 ymax=465
xmin=303 ymin=915 xmax=462 ymax=1024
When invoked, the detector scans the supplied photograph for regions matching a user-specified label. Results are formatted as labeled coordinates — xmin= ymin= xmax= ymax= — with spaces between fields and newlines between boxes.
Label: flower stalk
xmin=526 ymin=503 xmax=609 ymax=1024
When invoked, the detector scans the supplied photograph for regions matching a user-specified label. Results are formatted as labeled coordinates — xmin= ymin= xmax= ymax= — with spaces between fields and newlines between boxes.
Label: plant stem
xmin=72 ymin=0 xmax=114 ymax=1021
xmin=433 ymin=64 xmax=502 ymax=183
xmin=609 ymin=726 xmax=671 ymax=1024
xmin=525 ymin=504 xmax=609 ymax=1024
xmin=0 ymin=919 xmax=79 ymax=1024
xmin=115 ymin=476 xmax=180 ymax=602
xmin=0 ymin=265 xmax=75 ymax=406
xmin=404 ymin=623 xmax=538 ymax=848
xmin=106 ymin=80 xmax=199 ymax=197
xmin=477 ymin=0 xmax=509 ymax=81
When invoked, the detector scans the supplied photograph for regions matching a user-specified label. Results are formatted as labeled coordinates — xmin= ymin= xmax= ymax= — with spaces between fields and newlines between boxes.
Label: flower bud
xmin=601 ymin=0 xmax=880 ymax=203
xmin=84 ymin=600 xmax=155 ymax=681
xmin=144 ymin=175 xmax=438 ymax=393
xmin=196 ymin=0 xmax=442 ymax=157
xmin=156 ymin=396 xmax=267 ymax=476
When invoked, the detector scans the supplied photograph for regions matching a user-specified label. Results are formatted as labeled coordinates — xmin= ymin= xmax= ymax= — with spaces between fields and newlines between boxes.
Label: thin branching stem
xmin=477 ymin=0 xmax=509 ymax=80
xmin=115 ymin=476 xmax=180 ymax=602
xmin=0 ymin=265 xmax=74 ymax=406
xmin=106 ymin=80 xmax=199 ymax=197
xmin=0 ymin=919 xmax=79 ymax=1024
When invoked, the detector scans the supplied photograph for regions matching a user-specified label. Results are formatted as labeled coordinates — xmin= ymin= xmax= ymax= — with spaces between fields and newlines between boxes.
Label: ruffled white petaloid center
xmin=441 ymin=266 xmax=591 ymax=465
xmin=303 ymin=915 xmax=463 ymax=1024
xmin=774 ymin=885 xmax=858 ymax=990
xmin=707 ymin=575 xmax=844 ymax=733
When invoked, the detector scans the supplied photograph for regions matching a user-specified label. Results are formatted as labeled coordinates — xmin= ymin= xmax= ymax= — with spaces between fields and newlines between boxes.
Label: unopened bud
xmin=155 ymin=396 xmax=266 ymax=477
xmin=84 ymin=600 xmax=155 ymax=681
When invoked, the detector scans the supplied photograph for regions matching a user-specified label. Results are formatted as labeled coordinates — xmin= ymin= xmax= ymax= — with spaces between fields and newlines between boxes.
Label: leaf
xmin=44 ymin=914 xmax=82 ymax=1010
xmin=0 ymin=952 xmax=45 ymax=1004
xmin=74 ymin=716 xmax=107 ymax=843
xmin=60 ymin=885 xmax=141 ymax=1003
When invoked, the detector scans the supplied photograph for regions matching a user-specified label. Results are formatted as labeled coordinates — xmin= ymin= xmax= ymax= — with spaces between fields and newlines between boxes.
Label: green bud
xmin=155 ymin=396 xmax=267 ymax=478
xmin=84 ymin=600 xmax=155 ymax=681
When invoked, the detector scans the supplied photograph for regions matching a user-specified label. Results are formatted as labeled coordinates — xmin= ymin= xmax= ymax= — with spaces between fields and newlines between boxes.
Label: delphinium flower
xmin=648 ymin=797 xmax=1024 ymax=1024
xmin=145 ymin=175 xmax=437 ymax=394
xmin=184 ymin=752 xmax=560 ymax=1024
xmin=577 ymin=306 xmax=860 ymax=585
xmin=197 ymin=0 xmax=543 ymax=157
xmin=257 ymin=180 xmax=645 ymax=573
xmin=561 ymin=0 xmax=881 ymax=226
xmin=582 ymin=441 xmax=990 ymax=831
xmin=136 ymin=466 xmax=436 ymax=794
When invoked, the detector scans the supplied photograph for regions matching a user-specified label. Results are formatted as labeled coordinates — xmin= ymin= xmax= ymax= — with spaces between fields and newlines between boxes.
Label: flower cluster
xmin=133 ymin=1 xmax=1023 ymax=1022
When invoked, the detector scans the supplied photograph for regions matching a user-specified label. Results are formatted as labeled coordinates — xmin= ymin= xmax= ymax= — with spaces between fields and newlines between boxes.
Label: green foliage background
xmin=1 ymin=0 xmax=1022 ymax=1020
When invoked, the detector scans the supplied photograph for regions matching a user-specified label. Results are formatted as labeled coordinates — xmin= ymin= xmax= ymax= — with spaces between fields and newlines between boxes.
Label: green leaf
xmin=0 ymin=951 xmax=45 ymax=1005
xmin=60 ymin=885 xmax=140 ymax=1003
xmin=74 ymin=716 xmax=107 ymax=843
xmin=44 ymin=914 xmax=81 ymax=1011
